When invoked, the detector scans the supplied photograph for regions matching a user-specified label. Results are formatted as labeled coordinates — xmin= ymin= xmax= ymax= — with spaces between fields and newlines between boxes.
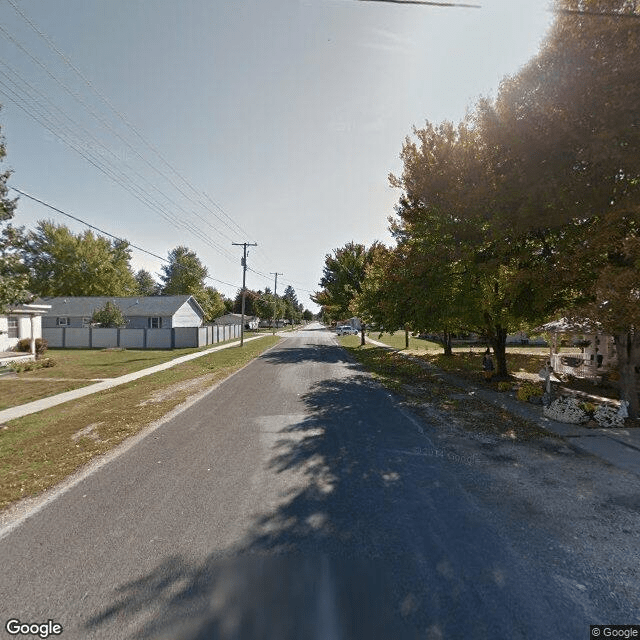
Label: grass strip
xmin=0 ymin=336 xmax=280 ymax=511
xmin=339 ymin=335 xmax=552 ymax=441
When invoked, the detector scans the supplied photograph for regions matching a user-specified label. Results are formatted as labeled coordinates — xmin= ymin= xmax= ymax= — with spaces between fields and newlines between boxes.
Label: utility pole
xmin=232 ymin=242 xmax=258 ymax=346
xmin=270 ymin=272 xmax=283 ymax=335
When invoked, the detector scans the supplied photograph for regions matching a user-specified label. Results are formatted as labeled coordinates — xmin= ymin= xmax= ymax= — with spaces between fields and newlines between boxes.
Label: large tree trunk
xmin=442 ymin=329 xmax=453 ymax=356
xmin=614 ymin=330 xmax=640 ymax=420
xmin=405 ymin=324 xmax=410 ymax=349
xmin=491 ymin=324 xmax=508 ymax=378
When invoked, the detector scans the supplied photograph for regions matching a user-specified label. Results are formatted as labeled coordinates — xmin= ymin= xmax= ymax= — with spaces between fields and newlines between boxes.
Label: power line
xmin=4 ymin=0 xmax=257 ymax=243
xmin=9 ymin=186 xmax=238 ymax=289
xmin=0 ymin=58 xmax=237 ymax=262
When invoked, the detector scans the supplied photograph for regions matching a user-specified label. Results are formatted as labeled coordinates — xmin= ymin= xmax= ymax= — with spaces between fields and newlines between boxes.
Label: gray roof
xmin=213 ymin=313 xmax=258 ymax=325
xmin=37 ymin=296 xmax=204 ymax=318
xmin=533 ymin=316 xmax=601 ymax=334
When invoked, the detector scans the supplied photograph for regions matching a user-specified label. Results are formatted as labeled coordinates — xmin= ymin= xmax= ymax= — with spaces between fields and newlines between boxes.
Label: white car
xmin=336 ymin=325 xmax=358 ymax=335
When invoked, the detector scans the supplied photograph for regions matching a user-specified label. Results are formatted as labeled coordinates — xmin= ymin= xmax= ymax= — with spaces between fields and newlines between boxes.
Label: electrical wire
xmin=4 ymin=0 xmax=258 ymax=243
xmin=0 ymin=59 xmax=237 ymax=262
xmin=9 ymin=186 xmax=238 ymax=289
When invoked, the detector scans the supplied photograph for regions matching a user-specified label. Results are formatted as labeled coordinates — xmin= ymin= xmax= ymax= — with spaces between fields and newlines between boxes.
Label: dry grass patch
xmin=0 ymin=336 xmax=280 ymax=511
xmin=340 ymin=336 xmax=551 ymax=441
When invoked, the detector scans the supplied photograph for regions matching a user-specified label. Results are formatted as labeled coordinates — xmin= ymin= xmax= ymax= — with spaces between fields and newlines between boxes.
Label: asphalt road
xmin=0 ymin=324 xmax=638 ymax=639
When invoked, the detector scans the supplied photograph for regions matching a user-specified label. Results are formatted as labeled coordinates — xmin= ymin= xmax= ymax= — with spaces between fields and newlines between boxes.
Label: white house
xmin=214 ymin=313 xmax=260 ymax=330
xmin=0 ymin=302 xmax=51 ymax=359
xmin=40 ymin=296 xmax=204 ymax=330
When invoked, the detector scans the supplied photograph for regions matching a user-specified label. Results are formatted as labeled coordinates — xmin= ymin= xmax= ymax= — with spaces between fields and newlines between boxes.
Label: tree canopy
xmin=24 ymin=221 xmax=137 ymax=297
xmin=0 ymin=121 xmax=31 ymax=312
xmin=339 ymin=0 xmax=640 ymax=412
xmin=91 ymin=300 xmax=126 ymax=328
xmin=313 ymin=242 xmax=379 ymax=322
xmin=135 ymin=269 xmax=160 ymax=296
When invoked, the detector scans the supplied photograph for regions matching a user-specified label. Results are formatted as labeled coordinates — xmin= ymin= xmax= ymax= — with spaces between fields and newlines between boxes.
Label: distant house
xmin=0 ymin=302 xmax=51 ymax=360
xmin=214 ymin=313 xmax=260 ymax=330
xmin=506 ymin=331 xmax=547 ymax=346
xmin=39 ymin=296 xmax=204 ymax=330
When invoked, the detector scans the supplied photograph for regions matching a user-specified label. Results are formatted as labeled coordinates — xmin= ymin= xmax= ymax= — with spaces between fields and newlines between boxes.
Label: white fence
xmin=43 ymin=324 xmax=242 ymax=349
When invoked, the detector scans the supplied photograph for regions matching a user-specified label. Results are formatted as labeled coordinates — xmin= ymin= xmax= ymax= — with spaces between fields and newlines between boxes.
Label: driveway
xmin=0 ymin=323 xmax=638 ymax=639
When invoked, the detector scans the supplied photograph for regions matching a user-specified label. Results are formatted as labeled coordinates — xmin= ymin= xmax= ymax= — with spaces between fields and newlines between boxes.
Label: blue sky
xmin=0 ymin=0 xmax=553 ymax=310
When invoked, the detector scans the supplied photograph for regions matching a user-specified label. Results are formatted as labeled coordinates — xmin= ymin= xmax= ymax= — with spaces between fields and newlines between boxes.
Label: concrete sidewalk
xmin=0 ymin=334 xmax=270 ymax=423
xmin=365 ymin=337 xmax=640 ymax=478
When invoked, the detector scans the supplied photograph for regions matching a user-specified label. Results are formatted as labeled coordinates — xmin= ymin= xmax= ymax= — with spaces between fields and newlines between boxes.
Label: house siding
xmin=172 ymin=300 xmax=203 ymax=328
xmin=0 ymin=315 xmax=44 ymax=351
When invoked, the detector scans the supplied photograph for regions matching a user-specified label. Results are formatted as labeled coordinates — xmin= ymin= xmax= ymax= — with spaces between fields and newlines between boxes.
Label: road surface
xmin=0 ymin=324 xmax=638 ymax=639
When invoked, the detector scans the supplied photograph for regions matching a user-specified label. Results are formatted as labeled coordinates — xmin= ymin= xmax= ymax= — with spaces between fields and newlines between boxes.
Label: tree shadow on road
xmin=258 ymin=341 xmax=354 ymax=366
xmin=83 ymin=372 xmax=581 ymax=640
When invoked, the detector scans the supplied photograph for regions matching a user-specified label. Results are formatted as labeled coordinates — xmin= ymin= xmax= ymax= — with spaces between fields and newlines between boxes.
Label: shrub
xmin=16 ymin=338 xmax=48 ymax=357
xmin=579 ymin=402 xmax=597 ymax=416
xmin=497 ymin=381 xmax=512 ymax=392
xmin=517 ymin=382 xmax=543 ymax=402
xmin=92 ymin=301 xmax=126 ymax=328
xmin=9 ymin=357 xmax=56 ymax=373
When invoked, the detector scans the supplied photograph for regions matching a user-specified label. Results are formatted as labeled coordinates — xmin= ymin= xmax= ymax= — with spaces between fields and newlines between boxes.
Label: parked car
xmin=336 ymin=325 xmax=358 ymax=335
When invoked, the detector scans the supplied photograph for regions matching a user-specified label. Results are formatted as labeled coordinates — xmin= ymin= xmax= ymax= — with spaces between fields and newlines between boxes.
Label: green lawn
xmin=368 ymin=332 xmax=441 ymax=351
xmin=0 ymin=335 xmax=280 ymax=511
xmin=0 ymin=337 xmax=256 ymax=411
xmin=31 ymin=346 xmax=216 ymax=379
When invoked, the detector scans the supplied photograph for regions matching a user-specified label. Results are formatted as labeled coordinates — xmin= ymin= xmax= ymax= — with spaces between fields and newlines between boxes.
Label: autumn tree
xmin=254 ymin=291 xmax=284 ymax=326
xmin=313 ymin=242 xmax=379 ymax=322
xmin=283 ymin=285 xmax=302 ymax=324
xmin=472 ymin=0 xmax=640 ymax=408
xmin=24 ymin=221 xmax=137 ymax=297
xmin=159 ymin=246 xmax=226 ymax=321
xmin=199 ymin=286 xmax=227 ymax=321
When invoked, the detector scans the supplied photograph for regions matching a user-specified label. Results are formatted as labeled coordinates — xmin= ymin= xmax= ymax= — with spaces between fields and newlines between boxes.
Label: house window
xmin=57 ymin=317 xmax=69 ymax=327
xmin=148 ymin=317 xmax=162 ymax=329
xmin=7 ymin=316 xmax=18 ymax=339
